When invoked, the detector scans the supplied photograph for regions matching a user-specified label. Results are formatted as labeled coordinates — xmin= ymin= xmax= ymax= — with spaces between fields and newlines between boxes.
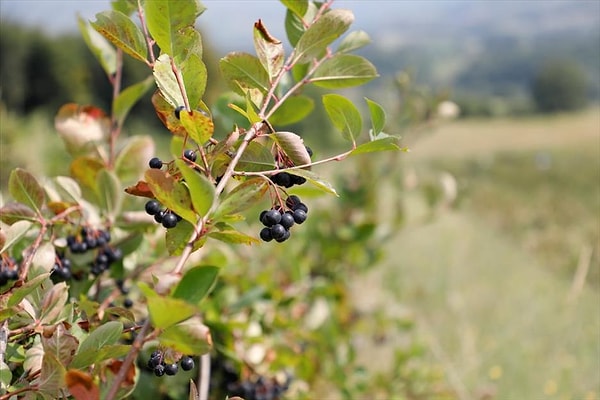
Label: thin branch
xmin=137 ymin=0 xmax=156 ymax=65
xmin=18 ymin=224 xmax=47 ymax=281
xmin=198 ymin=353 xmax=211 ymax=400
xmin=104 ymin=319 xmax=152 ymax=400
xmin=108 ymin=48 xmax=124 ymax=169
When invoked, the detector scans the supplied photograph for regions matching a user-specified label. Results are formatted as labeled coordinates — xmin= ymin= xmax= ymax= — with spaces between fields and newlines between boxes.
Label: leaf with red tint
xmin=47 ymin=201 xmax=80 ymax=218
xmin=66 ymin=370 xmax=100 ymax=400
xmin=124 ymin=181 xmax=155 ymax=199
xmin=70 ymin=156 xmax=105 ymax=191
xmin=0 ymin=202 xmax=37 ymax=225
xmin=151 ymin=90 xmax=187 ymax=136
xmin=144 ymin=169 xmax=197 ymax=223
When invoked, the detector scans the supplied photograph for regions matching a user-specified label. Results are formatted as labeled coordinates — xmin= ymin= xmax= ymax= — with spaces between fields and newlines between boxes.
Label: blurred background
xmin=1 ymin=1 xmax=598 ymax=399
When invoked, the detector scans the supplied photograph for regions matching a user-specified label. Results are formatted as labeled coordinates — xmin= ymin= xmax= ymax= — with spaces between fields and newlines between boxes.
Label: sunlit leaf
xmin=268 ymin=95 xmax=314 ymax=126
xmin=70 ymin=156 xmax=104 ymax=191
xmin=236 ymin=141 xmax=276 ymax=172
xmin=294 ymin=9 xmax=353 ymax=63
xmin=174 ymin=159 xmax=214 ymax=217
xmin=153 ymin=54 xmax=185 ymax=109
xmin=165 ymin=220 xmax=205 ymax=256
xmin=91 ymin=10 xmax=147 ymax=63
xmin=181 ymin=53 xmax=208 ymax=109
xmin=284 ymin=3 xmax=318 ymax=47
xmin=208 ymin=229 xmax=260 ymax=245
xmin=70 ymin=345 xmax=130 ymax=370
xmin=212 ymin=178 xmax=268 ymax=220
xmin=311 ymin=54 xmax=378 ymax=88
xmin=179 ymin=108 xmax=214 ymax=145
xmin=8 ymin=168 xmax=45 ymax=214
xmin=322 ymin=94 xmax=362 ymax=143
xmin=283 ymin=169 xmax=338 ymax=196
xmin=172 ymin=265 xmax=219 ymax=306
xmin=7 ymin=273 xmax=50 ymax=307
xmin=78 ymin=16 xmax=116 ymax=76
xmin=144 ymin=0 xmax=205 ymax=58
xmin=254 ymin=19 xmax=284 ymax=80
xmin=280 ymin=0 xmax=308 ymax=18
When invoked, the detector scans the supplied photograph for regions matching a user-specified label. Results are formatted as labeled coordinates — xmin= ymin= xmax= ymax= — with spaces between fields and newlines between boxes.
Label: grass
xmin=363 ymin=107 xmax=600 ymax=399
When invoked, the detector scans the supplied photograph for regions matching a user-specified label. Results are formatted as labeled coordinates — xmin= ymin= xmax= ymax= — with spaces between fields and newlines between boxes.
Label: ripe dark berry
xmin=270 ymin=224 xmax=287 ymax=241
xmin=275 ymin=229 xmax=291 ymax=243
xmin=261 ymin=209 xmax=281 ymax=227
xmin=280 ymin=212 xmax=295 ymax=229
xmin=154 ymin=364 xmax=166 ymax=376
xmin=259 ymin=227 xmax=273 ymax=242
xmin=183 ymin=149 xmax=197 ymax=162
xmin=271 ymin=172 xmax=292 ymax=188
xmin=285 ymin=195 xmax=301 ymax=209
xmin=85 ymin=236 xmax=98 ymax=249
xmin=180 ymin=356 xmax=194 ymax=371
xmin=123 ymin=298 xmax=133 ymax=308
xmin=290 ymin=174 xmax=307 ymax=185
xmin=174 ymin=105 xmax=185 ymax=119
xmin=293 ymin=209 xmax=307 ymax=224
xmin=149 ymin=157 xmax=163 ymax=169
xmin=162 ymin=212 xmax=178 ymax=229
xmin=164 ymin=363 xmax=179 ymax=376
xmin=154 ymin=210 xmax=166 ymax=223
xmin=5 ymin=269 xmax=18 ymax=281
xmin=305 ymin=145 xmax=313 ymax=157
xmin=145 ymin=200 xmax=162 ymax=215
xmin=294 ymin=202 xmax=308 ymax=213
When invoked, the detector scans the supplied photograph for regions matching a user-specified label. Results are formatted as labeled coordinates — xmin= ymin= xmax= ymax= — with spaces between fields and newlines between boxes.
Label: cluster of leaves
xmin=0 ymin=0 xmax=406 ymax=399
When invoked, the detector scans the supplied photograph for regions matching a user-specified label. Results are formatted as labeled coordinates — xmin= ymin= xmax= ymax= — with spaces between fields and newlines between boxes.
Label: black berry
xmin=149 ymin=157 xmax=163 ymax=169
xmin=164 ymin=363 xmax=179 ymax=376
xmin=270 ymin=224 xmax=287 ymax=241
xmin=294 ymin=202 xmax=308 ymax=213
xmin=271 ymin=172 xmax=292 ymax=188
xmin=162 ymin=212 xmax=178 ymax=229
xmin=123 ymin=298 xmax=133 ymax=308
xmin=285 ymin=195 xmax=301 ymax=209
xmin=174 ymin=105 xmax=185 ymax=119
xmin=305 ymin=145 xmax=313 ymax=157
xmin=293 ymin=209 xmax=307 ymax=224
xmin=290 ymin=174 xmax=306 ymax=185
xmin=259 ymin=227 xmax=273 ymax=242
xmin=154 ymin=364 xmax=166 ymax=377
xmin=261 ymin=209 xmax=281 ymax=227
xmin=154 ymin=210 xmax=166 ymax=223
xmin=180 ymin=356 xmax=195 ymax=371
xmin=280 ymin=212 xmax=295 ymax=229
xmin=275 ymin=229 xmax=291 ymax=243
xmin=183 ymin=149 xmax=197 ymax=162
xmin=145 ymin=200 xmax=162 ymax=215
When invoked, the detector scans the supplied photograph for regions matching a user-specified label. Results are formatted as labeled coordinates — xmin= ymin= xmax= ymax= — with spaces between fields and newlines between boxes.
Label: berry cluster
xmin=259 ymin=195 xmax=308 ymax=243
xmin=0 ymin=257 xmax=19 ymax=286
xmin=66 ymin=227 xmax=111 ymax=254
xmin=270 ymin=145 xmax=312 ymax=189
xmin=145 ymin=199 xmax=182 ymax=229
xmin=147 ymin=350 xmax=195 ymax=377
xmin=228 ymin=376 xmax=292 ymax=400
xmin=50 ymin=254 xmax=72 ymax=282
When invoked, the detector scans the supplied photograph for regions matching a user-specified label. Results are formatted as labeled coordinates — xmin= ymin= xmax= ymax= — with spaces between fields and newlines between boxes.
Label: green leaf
xmin=283 ymin=169 xmax=338 ymax=196
xmin=365 ymin=97 xmax=387 ymax=136
xmin=158 ymin=316 xmax=211 ymax=355
xmin=91 ymin=10 xmax=147 ymax=63
xmin=139 ymin=283 xmax=197 ymax=329
xmin=96 ymin=169 xmax=123 ymax=218
xmin=111 ymin=0 xmax=137 ymax=15
xmin=78 ymin=16 xmax=117 ymax=76
xmin=311 ymin=54 xmax=378 ymax=88
xmin=143 ymin=0 xmax=205 ymax=58
xmin=181 ymin=53 xmax=208 ymax=109
xmin=284 ymin=3 xmax=318 ymax=47
xmin=219 ymin=52 xmax=270 ymax=99
xmin=322 ymin=94 xmax=362 ymax=143
xmin=294 ymin=9 xmax=354 ymax=63
xmin=179 ymin=108 xmax=214 ymax=145
xmin=38 ymin=352 xmax=66 ymax=397
xmin=337 ymin=30 xmax=371 ymax=53
xmin=269 ymin=95 xmax=314 ymax=126
xmin=280 ymin=0 xmax=308 ymax=18
xmin=0 ymin=202 xmax=36 ymax=225
xmin=165 ymin=220 xmax=205 ymax=256
xmin=0 ymin=362 xmax=12 ymax=390
xmin=172 ymin=266 xmax=219 ymax=306
xmin=254 ymin=19 xmax=284 ymax=80
xmin=7 ymin=273 xmax=50 ymax=307
xmin=70 ymin=321 xmax=123 ymax=368
xmin=270 ymin=131 xmax=312 ymax=167
xmin=208 ymin=230 xmax=260 ymax=245
xmin=0 ymin=220 xmax=32 ymax=254
xmin=144 ymin=169 xmax=197 ymax=224
xmin=9 ymin=168 xmax=45 ymax=215
xmin=69 ymin=344 xmax=130 ymax=370
xmin=39 ymin=283 xmax=69 ymax=325
xmin=174 ymin=160 xmax=214 ymax=217
xmin=153 ymin=54 xmax=185 ymax=109
xmin=212 ymin=178 xmax=268 ymax=220
xmin=41 ymin=324 xmax=79 ymax=367
xmin=70 ymin=156 xmax=104 ymax=191
xmin=113 ymin=76 xmax=154 ymax=127
xmin=115 ymin=135 xmax=155 ymax=184
xmin=237 ymin=141 xmax=276 ymax=172
xmin=350 ymin=137 xmax=402 ymax=156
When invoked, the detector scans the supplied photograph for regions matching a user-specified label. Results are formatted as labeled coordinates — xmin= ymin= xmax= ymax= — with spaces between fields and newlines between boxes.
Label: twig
xmin=104 ymin=318 xmax=152 ymax=400
xmin=567 ymin=244 xmax=593 ymax=303
xmin=137 ymin=0 xmax=156 ymax=65
xmin=198 ymin=353 xmax=211 ymax=400
xmin=108 ymin=49 xmax=124 ymax=169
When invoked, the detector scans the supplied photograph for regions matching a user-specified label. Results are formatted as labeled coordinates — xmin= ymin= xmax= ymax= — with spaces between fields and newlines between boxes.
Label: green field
xmin=354 ymin=108 xmax=600 ymax=399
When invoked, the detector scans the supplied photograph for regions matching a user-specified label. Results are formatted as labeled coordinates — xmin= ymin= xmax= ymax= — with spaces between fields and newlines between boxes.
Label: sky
xmin=0 ymin=0 xmax=402 ymax=51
